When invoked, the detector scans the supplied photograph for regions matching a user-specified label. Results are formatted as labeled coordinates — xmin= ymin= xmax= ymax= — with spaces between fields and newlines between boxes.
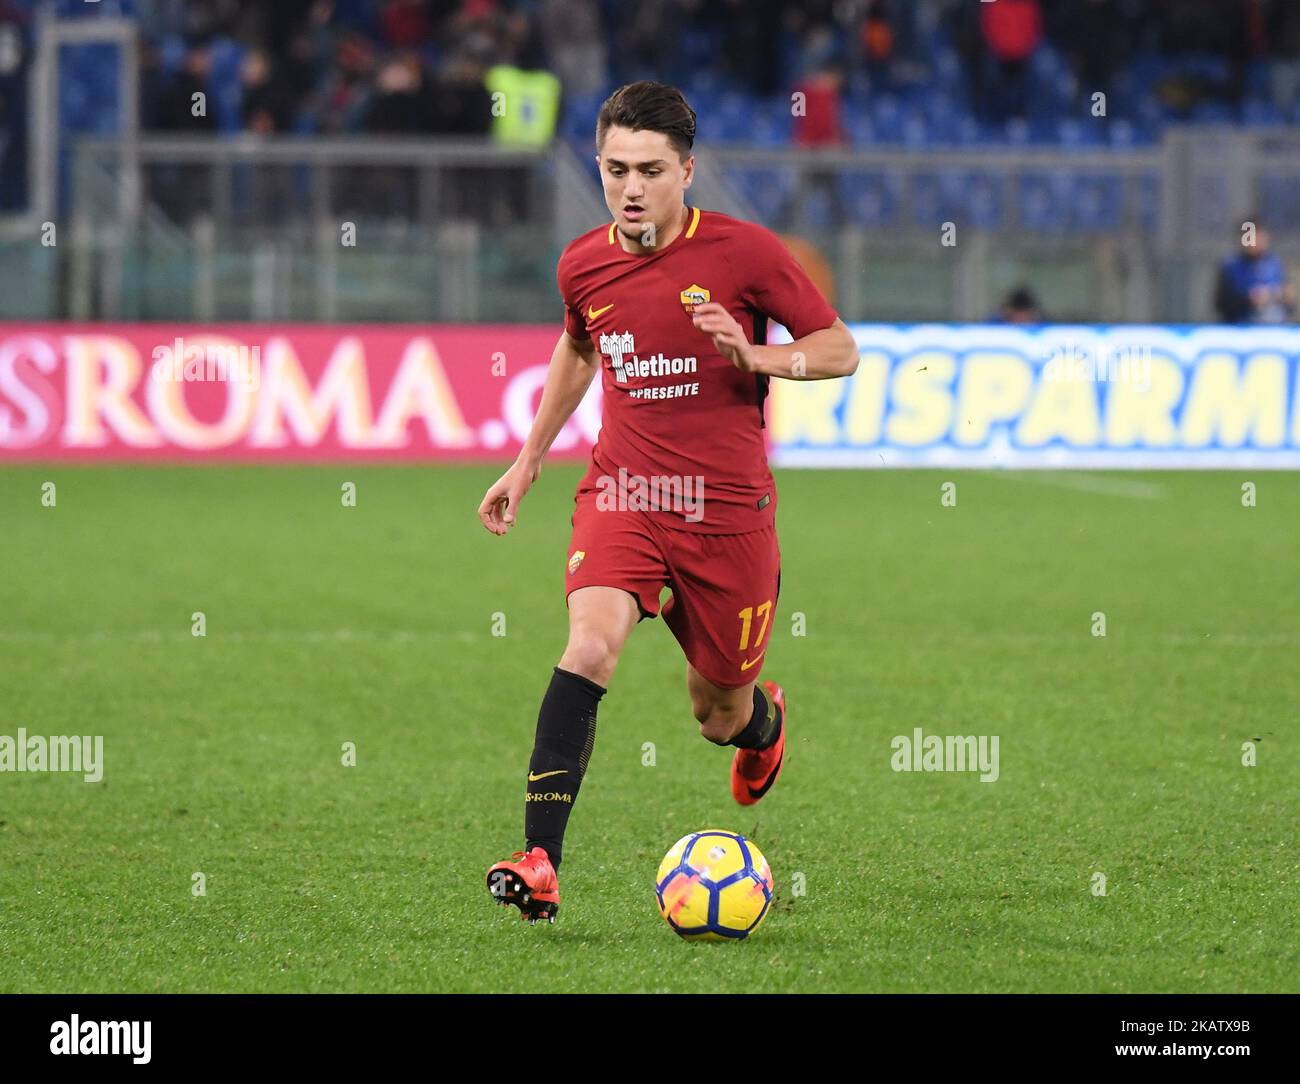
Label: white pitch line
xmin=3 ymin=628 xmax=1294 ymax=647
xmin=0 ymin=629 xmax=483 ymax=645
xmin=988 ymin=471 xmax=1167 ymax=500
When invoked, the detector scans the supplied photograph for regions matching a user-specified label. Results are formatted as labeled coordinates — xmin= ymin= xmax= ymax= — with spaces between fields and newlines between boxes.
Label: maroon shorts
xmin=565 ymin=490 xmax=781 ymax=689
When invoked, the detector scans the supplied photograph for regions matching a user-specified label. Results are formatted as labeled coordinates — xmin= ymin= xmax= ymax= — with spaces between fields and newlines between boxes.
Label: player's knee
xmin=559 ymin=628 xmax=621 ymax=686
xmin=697 ymin=703 xmax=744 ymax=745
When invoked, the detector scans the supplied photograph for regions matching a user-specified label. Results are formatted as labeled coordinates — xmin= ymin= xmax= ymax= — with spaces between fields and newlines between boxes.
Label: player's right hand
xmin=477 ymin=459 xmax=539 ymax=536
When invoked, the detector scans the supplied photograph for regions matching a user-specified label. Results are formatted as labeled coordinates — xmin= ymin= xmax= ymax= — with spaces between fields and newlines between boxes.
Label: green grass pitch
xmin=1 ymin=464 xmax=1296 ymax=993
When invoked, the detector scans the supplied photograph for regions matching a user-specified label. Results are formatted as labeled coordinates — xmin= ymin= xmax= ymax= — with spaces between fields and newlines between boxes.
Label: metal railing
xmin=23 ymin=128 xmax=1294 ymax=324
xmin=59 ymin=135 xmax=606 ymax=322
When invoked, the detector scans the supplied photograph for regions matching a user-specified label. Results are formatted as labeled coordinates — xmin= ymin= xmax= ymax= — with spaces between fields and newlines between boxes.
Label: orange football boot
xmin=731 ymin=680 xmax=786 ymax=806
xmin=486 ymin=846 xmax=559 ymax=923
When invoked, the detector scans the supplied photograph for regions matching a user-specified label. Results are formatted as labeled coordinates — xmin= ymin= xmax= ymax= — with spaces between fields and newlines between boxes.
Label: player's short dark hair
xmin=596 ymin=82 xmax=697 ymax=162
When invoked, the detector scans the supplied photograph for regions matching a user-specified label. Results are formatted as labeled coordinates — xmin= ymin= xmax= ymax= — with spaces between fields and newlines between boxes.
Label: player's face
xmin=597 ymin=126 xmax=693 ymax=242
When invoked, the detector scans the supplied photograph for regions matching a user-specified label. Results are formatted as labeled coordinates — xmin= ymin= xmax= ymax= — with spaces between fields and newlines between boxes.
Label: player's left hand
xmin=691 ymin=302 xmax=759 ymax=373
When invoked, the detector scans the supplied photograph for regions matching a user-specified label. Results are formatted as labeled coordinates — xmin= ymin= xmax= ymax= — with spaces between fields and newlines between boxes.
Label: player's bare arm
xmin=477 ymin=330 xmax=598 ymax=536
xmin=690 ymin=303 xmax=858 ymax=379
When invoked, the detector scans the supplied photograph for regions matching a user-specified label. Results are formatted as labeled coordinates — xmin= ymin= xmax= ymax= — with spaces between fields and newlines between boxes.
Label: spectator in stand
xmin=972 ymin=0 xmax=1042 ymax=121
xmin=240 ymin=49 xmax=296 ymax=134
xmin=790 ymin=59 xmax=846 ymax=229
xmin=150 ymin=40 xmax=218 ymax=131
xmin=1215 ymin=220 xmax=1296 ymax=324
xmin=360 ymin=51 xmax=435 ymax=218
xmin=429 ymin=38 xmax=495 ymax=135
xmin=860 ymin=0 xmax=895 ymax=88
xmin=279 ymin=29 xmax=328 ymax=113
xmin=498 ymin=3 xmax=549 ymax=70
xmin=1049 ymin=0 xmax=1133 ymax=109
xmin=708 ymin=0 xmax=787 ymax=97
xmin=137 ymin=0 xmax=239 ymax=41
xmin=1265 ymin=0 xmax=1300 ymax=114
xmin=609 ymin=0 xmax=692 ymax=87
xmin=365 ymin=52 xmax=434 ymax=133
xmin=305 ymin=31 xmax=377 ymax=133
xmin=792 ymin=61 xmax=845 ymax=147
xmin=540 ymin=0 xmax=607 ymax=98
xmin=379 ymin=0 xmax=433 ymax=49
xmin=146 ymin=39 xmax=218 ymax=224
xmin=994 ymin=286 xmax=1044 ymax=325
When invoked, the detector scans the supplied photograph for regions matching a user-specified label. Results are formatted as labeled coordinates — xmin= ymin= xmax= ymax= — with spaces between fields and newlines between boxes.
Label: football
xmin=655 ymin=830 xmax=774 ymax=941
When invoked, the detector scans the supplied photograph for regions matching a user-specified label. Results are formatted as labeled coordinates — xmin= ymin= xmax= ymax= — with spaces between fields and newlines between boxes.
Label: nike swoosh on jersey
xmin=739 ymin=651 xmax=766 ymax=671
xmin=528 ymin=769 xmax=568 ymax=782
xmin=586 ymin=302 xmax=614 ymax=320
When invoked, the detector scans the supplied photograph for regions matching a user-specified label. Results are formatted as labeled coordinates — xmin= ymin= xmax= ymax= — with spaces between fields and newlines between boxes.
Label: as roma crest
xmin=679 ymin=283 xmax=710 ymax=314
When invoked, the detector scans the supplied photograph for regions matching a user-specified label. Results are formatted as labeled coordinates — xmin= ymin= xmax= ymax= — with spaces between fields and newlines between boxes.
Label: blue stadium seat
xmin=716 ymin=91 xmax=750 ymax=125
xmin=1004 ymin=117 xmax=1032 ymax=146
xmin=1258 ymin=176 xmax=1300 ymax=229
xmin=1056 ymin=118 xmax=1103 ymax=147
xmin=799 ymin=186 xmax=834 ymax=231
xmin=954 ymin=116 xmax=983 ymax=146
xmin=1030 ymin=46 xmax=1076 ymax=115
xmin=933 ymin=48 xmax=964 ymax=92
xmin=707 ymin=91 xmax=756 ymax=142
xmin=1107 ymin=73 xmax=1140 ymax=119
xmin=1069 ymin=175 xmax=1123 ymax=232
xmin=696 ymin=111 xmax=730 ymax=143
xmin=1191 ymin=101 xmax=1237 ymax=124
xmin=751 ymin=98 xmax=793 ymax=144
xmin=846 ymin=112 xmax=876 ymax=147
xmin=684 ymin=68 xmax=722 ymax=102
xmin=1137 ymin=95 xmax=1164 ymax=126
xmin=907 ymin=172 xmax=953 ymax=227
xmin=562 ymin=91 xmax=604 ymax=140
xmin=1016 ymin=172 xmax=1073 ymax=232
xmin=870 ymin=95 xmax=903 ymax=142
xmin=844 ymin=87 xmax=872 ymax=124
xmin=1136 ymin=174 xmax=1161 ymax=231
xmin=901 ymin=111 xmax=932 ymax=148
xmin=682 ymin=28 xmax=718 ymax=70
xmin=728 ymin=166 xmax=796 ymax=223
xmin=1106 ymin=119 xmax=1137 ymax=147
xmin=960 ymin=171 xmax=1003 ymax=229
xmin=846 ymin=72 xmax=872 ymax=101
xmin=1243 ymin=99 xmax=1284 ymax=127
xmin=922 ymin=93 xmax=961 ymax=143
xmin=53 ymin=0 xmax=142 ymax=15
xmin=924 ymin=111 xmax=961 ymax=146
xmin=1028 ymin=116 xmax=1061 ymax=144
xmin=1129 ymin=50 xmax=1167 ymax=88
xmin=837 ymin=170 xmax=899 ymax=227
xmin=1184 ymin=53 xmax=1229 ymax=84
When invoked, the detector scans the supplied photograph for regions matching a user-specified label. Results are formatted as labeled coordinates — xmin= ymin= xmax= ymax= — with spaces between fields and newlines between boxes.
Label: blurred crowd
xmin=137 ymin=0 xmax=1300 ymax=141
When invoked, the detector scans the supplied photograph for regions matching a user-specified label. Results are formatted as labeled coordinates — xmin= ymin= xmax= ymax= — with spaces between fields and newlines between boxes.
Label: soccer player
xmin=478 ymin=82 xmax=858 ymax=923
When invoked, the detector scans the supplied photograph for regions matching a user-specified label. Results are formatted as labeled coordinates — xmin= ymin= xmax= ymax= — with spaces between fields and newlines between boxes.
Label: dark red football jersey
xmin=557 ymin=207 xmax=839 ymax=534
